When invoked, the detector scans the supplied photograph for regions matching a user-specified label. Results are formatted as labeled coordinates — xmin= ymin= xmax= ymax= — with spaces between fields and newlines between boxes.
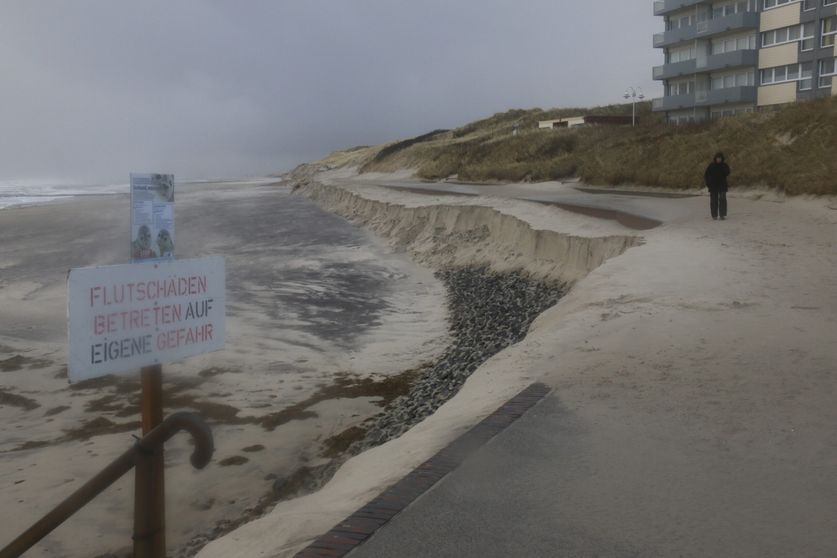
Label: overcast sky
xmin=0 ymin=1 xmax=661 ymax=182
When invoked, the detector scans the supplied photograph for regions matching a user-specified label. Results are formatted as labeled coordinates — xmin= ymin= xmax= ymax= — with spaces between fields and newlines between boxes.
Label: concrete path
xmin=339 ymin=181 xmax=837 ymax=558
xmin=350 ymin=389 xmax=837 ymax=557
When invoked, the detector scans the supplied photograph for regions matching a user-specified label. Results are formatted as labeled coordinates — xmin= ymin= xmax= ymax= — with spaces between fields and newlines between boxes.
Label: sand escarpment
xmin=294 ymin=178 xmax=640 ymax=286
xmin=288 ymin=177 xmax=643 ymax=446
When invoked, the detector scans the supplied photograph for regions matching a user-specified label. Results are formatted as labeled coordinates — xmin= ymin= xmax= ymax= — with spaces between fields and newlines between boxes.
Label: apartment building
xmin=652 ymin=0 xmax=837 ymax=123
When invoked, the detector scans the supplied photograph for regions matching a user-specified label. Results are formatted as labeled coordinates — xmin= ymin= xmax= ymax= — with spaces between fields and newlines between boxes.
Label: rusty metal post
xmin=134 ymin=364 xmax=165 ymax=558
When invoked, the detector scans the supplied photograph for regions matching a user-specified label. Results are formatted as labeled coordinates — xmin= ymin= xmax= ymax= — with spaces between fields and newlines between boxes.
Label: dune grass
xmin=351 ymin=98 xmax=837 ymax=195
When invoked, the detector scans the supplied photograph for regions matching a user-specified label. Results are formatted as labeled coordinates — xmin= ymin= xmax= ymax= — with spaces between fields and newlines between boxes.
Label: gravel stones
xmin=348 ymin=265 xmax=563 ymax=455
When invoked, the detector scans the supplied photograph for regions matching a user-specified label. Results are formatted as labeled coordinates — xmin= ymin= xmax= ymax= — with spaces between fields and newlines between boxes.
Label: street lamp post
xmin=623 ymin=87 xmax=645 ymax=127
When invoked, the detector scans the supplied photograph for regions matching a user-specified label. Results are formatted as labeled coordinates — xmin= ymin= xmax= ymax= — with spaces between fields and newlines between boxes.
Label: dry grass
xmin=353 ymin=99 xmax=837 ymax=195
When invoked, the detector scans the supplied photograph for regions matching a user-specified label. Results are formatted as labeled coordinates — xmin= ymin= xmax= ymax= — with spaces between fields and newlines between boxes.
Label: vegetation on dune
xmin=362 ymin=129 xmax=449 ymax=169
xmin=344 ymin=98 xmax=837 ymax=195
xmin=572 ymin=99 xmax=837 ymax=195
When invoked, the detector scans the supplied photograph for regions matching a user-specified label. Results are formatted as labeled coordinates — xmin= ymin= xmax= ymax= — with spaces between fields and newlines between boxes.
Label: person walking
xmin=704 ymin=152 xmax=730 ymax=220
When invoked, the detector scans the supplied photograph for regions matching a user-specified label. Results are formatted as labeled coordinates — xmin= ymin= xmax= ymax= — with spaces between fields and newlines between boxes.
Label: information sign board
xmin=130 ymin=173 xmax=175 ymax=261
xmin=67 ymin=256 xmax=225 ymax=382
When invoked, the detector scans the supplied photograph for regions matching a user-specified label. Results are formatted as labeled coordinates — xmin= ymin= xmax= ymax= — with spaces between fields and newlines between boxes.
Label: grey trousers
xmin=710 ymin=189 xmax=727 ymax=218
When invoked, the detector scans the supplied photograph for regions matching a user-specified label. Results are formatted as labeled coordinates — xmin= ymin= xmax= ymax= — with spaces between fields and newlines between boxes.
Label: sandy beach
xmin=0 ymin=180 xmax=448 ymax=557
xmin=196 ymin=169 xmax=837 ymax=557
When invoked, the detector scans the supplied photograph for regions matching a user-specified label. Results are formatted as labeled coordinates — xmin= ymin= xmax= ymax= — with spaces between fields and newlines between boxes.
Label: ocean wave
xmin=0 ymin=179 xmax=127 ymax=209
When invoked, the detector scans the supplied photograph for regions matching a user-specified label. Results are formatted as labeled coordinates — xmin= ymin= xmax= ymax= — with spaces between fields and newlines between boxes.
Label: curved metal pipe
xmin=0 ymin=412 xmax=213 ymax=558
xmin=137 ymin=412 xmax=214 ymax=469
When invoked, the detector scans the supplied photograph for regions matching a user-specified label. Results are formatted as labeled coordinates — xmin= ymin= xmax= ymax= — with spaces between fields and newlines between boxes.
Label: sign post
xmin=67 ymin=173 xmax=224 ymax=557
xmin=68 ymin=256 xmax=225 ymax=558
xmin=131 ymin=173 xmax=173 ymax=558
xmin=135 ymin=364 xmax=165 ymax=558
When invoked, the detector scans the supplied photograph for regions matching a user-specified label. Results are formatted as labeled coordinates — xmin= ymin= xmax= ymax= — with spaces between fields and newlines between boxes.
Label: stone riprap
xmin=351 ymin=266 xmax=563 ymax=452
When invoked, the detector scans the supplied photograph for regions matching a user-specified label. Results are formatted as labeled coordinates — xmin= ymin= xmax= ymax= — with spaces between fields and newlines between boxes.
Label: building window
xmin=801 ymin=22 xmax=816 ymax=51
xmin=668 ymin=111 xmax=700 ymax=125
xmin=667 ymin=14 xmax=695 ymax=30
xmin=802 ymin=0 xmax=816 ymax=9
xmin=672 ymin=115 xmax=697 ymax=125
xmin=799 ymin=62 xmax=814 ymax=90
xmin=822 ymin=17 xmax=837 ymax=48
xmin=713 ymin=0 xmax=758 ymax=17
xmin=668 ymin=80 xmax=695 ymax=96
xmin=761 ymin=63 xmax=812 ymax=85
xmin=711 ymin=106 xmax=755 ymax=119
xmin=712 ymin=70 xmax=755 ymax=89
xmin=713 ymin=33 xmax=757 ymax=54
xmin=763 ymin=0 xmax=801 ymax=8
xmin=824 ymin=0 xmax=837 ymax=6
xmin=762 ymin=23 xmax=815 ymax=49
xmin=819 ymin=58 xmax=836 ymax=88
xmin=668 ymin=45 xmax=697 ymax=63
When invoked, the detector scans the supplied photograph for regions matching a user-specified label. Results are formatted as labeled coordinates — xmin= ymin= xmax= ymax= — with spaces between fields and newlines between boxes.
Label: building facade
xmin=652 ymin=0 xmax=837 ymax=123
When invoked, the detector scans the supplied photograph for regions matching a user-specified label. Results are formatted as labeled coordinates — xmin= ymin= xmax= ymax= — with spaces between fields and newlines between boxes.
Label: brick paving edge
xmin=294 ymin=382 xmax=552 ymax=558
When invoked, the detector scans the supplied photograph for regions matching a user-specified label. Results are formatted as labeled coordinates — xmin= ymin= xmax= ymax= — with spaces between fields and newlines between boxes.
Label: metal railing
xmin=0 ymin=413 xmax=213 ymax=558
xmin=654 ymin=11 xmax=759 ymax=48
xmin=653 ymin=0 xmax=707 ymax=16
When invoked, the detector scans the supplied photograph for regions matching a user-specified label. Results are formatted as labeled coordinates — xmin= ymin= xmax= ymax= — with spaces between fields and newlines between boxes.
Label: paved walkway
xmin=330 ymin=182 xmax=837 ymax=558
xmin=350 ymin=388 xmax=837 ymax=557
xmin=349 ymin=393 xmax=658 ymax=557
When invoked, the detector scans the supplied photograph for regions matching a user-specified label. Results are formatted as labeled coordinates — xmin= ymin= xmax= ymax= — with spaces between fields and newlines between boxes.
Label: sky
xmin=0 ymin=1 xmax=662 ymax=182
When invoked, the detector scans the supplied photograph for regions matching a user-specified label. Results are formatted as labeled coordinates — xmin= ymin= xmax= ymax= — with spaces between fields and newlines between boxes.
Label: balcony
xmin=699 ymin=49 xmax=758 ymax=72
xmin=653 ymin=50 xmax=757 ymax=81
xmin=652 ymin=86 xmax=756 ymax=112
xmin=653 ymin=59 xmax=697 ymax=80
xmin=653 ymin=0 xmax=708 ymax=16
xmin=654 ymin=12 xmax=760 ymax=48
xmin=652 ymin=93 xmax=697 ymax=112
xmin=702 ymin=85 xmax=757 ymax=105
xmin=654 ymin=26 xmax=696 ymax=48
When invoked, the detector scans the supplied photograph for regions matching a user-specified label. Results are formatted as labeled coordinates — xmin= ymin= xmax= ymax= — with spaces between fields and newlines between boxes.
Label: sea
xmin=0 ymin=177 xmax=293 ymax=210
xmin=0 ymin=178 xmax=128 ymax=209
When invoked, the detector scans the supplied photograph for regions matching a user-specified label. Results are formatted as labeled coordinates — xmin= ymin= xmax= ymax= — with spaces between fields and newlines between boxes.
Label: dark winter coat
xmin=704 ymin=160 xmax=730 ymax=192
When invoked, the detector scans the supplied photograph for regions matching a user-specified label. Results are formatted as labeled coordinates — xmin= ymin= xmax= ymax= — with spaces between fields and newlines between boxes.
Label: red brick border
xmin=294 ymin=383 xmax=551 ymax=557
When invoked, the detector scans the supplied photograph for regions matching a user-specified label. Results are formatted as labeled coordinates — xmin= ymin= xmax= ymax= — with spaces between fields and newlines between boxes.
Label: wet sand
xmin=0 ymin=180 xmax=447 ymax=557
